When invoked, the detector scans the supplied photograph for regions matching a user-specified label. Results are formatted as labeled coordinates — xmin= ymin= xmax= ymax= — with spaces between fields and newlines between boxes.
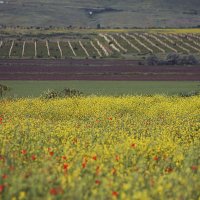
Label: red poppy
xmin=95 ymin=180 xmax=101 ymax=185
xmin=62 ymin=156 xmax=67 ymax=160
xmin=2 ymin=174 xmax=7 ymax=179
xmin=50 ymin=187 xmax=63 ymax=195
xmin=49 ymin=152 xmax=54 ymax=156
xmin=153 ymin=156 xmax=159 ymax=161
xmin=31 ymin=155 xmax=36 ymax=161
xmin=112 ymin=191 xmax=119 ymax=197
xmin=0 ymin=185 xmax=4 ymax=193
xmin=131 ymin=143 xmax=136 ymax=148
xmin=63 ymin=163 xmax=69 ymax=170
xmin=191 ymin=165 xmax=198 ymax=171
xmin=109 ymin=117 xmax=113 ymax=120
xmin=82 ymin=162 xmax=87 ymax=169
xmin=165 ymin=167 xmax=173 ymax=173
xmin=115 ymin=155 xmax=119 ymax=161
xmin=50 ymin=188 xmax=59 ymax=195
xmin=21 ymin=150 xmax=27 ymax=155
xmin=92 ymin=155 xmax=97 ymax=161
xmin=0 ymin=117 xmax=3 ymax=124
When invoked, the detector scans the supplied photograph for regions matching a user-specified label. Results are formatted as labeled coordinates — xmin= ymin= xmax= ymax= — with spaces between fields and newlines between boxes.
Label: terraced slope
xmin=1 ymin=32 xmax=200 ymax=59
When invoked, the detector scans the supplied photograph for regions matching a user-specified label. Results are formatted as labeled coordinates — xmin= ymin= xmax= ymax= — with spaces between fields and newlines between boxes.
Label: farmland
xmin=1 ymin=0 xmax=200 ymax=199
xmin=1 ymin=81 xmax=200 ymax=97
xmin=0 ymin=59 xmax=200 ymax=81
xmin=0 ymin=96 xmax=199 ymax=199
xmin=0 ymin=28 xmax=200 ymax=199
xmin=1 ymin=31 xmax=200 ymax=59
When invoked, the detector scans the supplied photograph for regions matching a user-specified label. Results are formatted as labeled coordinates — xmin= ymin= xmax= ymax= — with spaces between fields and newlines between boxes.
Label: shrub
xmin=0 ymin=84 xmax=11 ymax=98
xmin=61 ymin=88 xmax=83 ymax=97
xmin=40 ymin=89 xmax=60 ymax=99
xmin=146 ymin=55 xmax=159 ymax=65
xmin=178 ymin=91 xmax=200 ymax=97
xmin=40 ymin=88 xmax=83 ymax=99
xmin=146 ymin=54 xmax=199 ymax=65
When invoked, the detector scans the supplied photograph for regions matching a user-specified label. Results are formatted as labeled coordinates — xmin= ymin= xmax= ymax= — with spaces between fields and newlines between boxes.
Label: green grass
xmin=0 ymin=81 xmax=199 ymax=98
xmin=71 ymin=41 xmax=87 ymax=58
xmin=0 ymin=41 xmax=11 ymax=58
xmin=11 ymin=41 xmax=23 ymax=58
xmin=24 ymin=42 xmax=35 ymax=58
xmin=37 ymin=41 xmax=48 ymax=58
xmin=48 ymin=42 xmax=61 ymax=58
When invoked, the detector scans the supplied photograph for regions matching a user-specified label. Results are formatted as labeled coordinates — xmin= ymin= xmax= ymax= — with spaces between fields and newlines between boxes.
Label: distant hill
xmin=0 ymin=0 xmax=200 ymax=28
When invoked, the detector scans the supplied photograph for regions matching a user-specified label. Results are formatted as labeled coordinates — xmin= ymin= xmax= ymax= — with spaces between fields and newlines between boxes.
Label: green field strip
xmin=96 ymin=36 xmax=114 ymax=55
xmin=0 ymin=41 xmax=11 ymax=58
xmin=179 ymin=36 xmax=200 ymax=53
xmin=156 ymin=34 xmax=185 ymax=54
xmin=97 ymin=35 xmax=121 ymax=58
xmin=48 ymin=42 xmax=61 ymax=58
xmin=167 ymin=35 xmax=193 ymax=54
xmin=91 ymin=40 xmax=106 ymax=58
xmin=23 ymin=41 xmax=35 ymax=58
xmin=114 ymin=34 xmax=139 ymax=54
xmin=134 ymin=33 xmax=162 ymax=54
xmin=174 ymin=35 xmax=198 ymax=53
xmin=11 ymin=41 xmax=23 ymax=58
xmin=105 ymin=34 xmax=127 ymax=54
xmin=36 ymin=41 xmax=48 ymax=58
xmin=1 ymin=81 xmax=199 ymax=98
xmin=144 ymin=34 xmax=173 ymax=54
xmin=186 ymin=34 xmax=200 ymax=51
xmin=80 ymin=40 xmax=98 ymax=58
xmin=149 ymin=34 xmax=179 ymax=53
xmin=60 ymin=42 xmax=75 ymax=58
xmin=70 ymin=41 xmax=87 ymax=58
xmin=125 ymin=34 xmax=150 ymax=54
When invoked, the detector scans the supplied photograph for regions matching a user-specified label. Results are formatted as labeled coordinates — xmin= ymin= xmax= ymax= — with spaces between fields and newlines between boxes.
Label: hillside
xmin=0 ymin=0 xmax=200 ymax=28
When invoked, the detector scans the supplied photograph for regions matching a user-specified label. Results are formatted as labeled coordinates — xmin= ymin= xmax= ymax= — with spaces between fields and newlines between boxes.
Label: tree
xmin=146 ymin=55 xmax=159 ymax=65
xmin=0 ymin=84 xmax=11 ymax=98
xmin=166 ymin=53 xmax=181 ymax=65
xmin=97 ymin=24 xmax=101 ymax=29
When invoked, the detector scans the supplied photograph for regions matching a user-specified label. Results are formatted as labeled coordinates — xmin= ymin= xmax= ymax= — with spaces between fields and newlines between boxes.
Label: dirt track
xmin=0 ymin=59 xmax=200 ymax=81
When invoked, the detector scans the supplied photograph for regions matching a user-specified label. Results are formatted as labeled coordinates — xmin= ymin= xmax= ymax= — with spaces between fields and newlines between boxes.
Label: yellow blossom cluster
xmin=0 ymin=96 xmax=199 ymax=199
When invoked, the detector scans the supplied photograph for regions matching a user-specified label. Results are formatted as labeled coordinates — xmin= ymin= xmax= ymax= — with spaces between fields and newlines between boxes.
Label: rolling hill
xmin=0 ymin=0 xmax=200 ymax=28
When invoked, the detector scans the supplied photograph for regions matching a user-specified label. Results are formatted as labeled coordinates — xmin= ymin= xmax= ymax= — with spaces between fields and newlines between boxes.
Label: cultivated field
xmin=1 ymin=32 xmax=200 ymax=59
xmin=0 ymin=59 xmax=200 ymax=81
xmin=1 ymin=81 xmax=199 ymax=97
xmin=0 ymin=96 xmax=199 ymax=199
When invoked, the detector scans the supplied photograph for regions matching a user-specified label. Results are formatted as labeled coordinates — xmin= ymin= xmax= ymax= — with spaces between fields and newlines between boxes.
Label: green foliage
xmin=0 ymin=84 xmax=11 ymax=98
xmin=178 ymin=91 xmax=200 ymax=97
xmin=40 ymin=89 xmax=60 ymax=99
xmin=40 ymin=88 xmax=83 ymax=99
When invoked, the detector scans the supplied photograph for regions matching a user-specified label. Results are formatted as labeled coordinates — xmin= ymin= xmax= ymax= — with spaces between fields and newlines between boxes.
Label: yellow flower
xmin=19 ymin=192 xmax=26 ymax=200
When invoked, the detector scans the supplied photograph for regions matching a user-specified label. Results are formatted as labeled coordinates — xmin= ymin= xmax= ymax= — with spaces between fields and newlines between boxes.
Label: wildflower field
xmin=0 ymin=96 xmax=200 ymax=200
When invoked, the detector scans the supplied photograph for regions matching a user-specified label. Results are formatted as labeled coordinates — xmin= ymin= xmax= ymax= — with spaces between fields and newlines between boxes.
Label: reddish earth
xmin=0 ymin=59 xmax=199 ymax=81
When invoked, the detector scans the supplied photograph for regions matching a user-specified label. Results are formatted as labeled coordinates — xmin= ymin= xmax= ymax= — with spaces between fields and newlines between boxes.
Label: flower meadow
xmin=0 ymin=96 xmax=199 ymax=200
